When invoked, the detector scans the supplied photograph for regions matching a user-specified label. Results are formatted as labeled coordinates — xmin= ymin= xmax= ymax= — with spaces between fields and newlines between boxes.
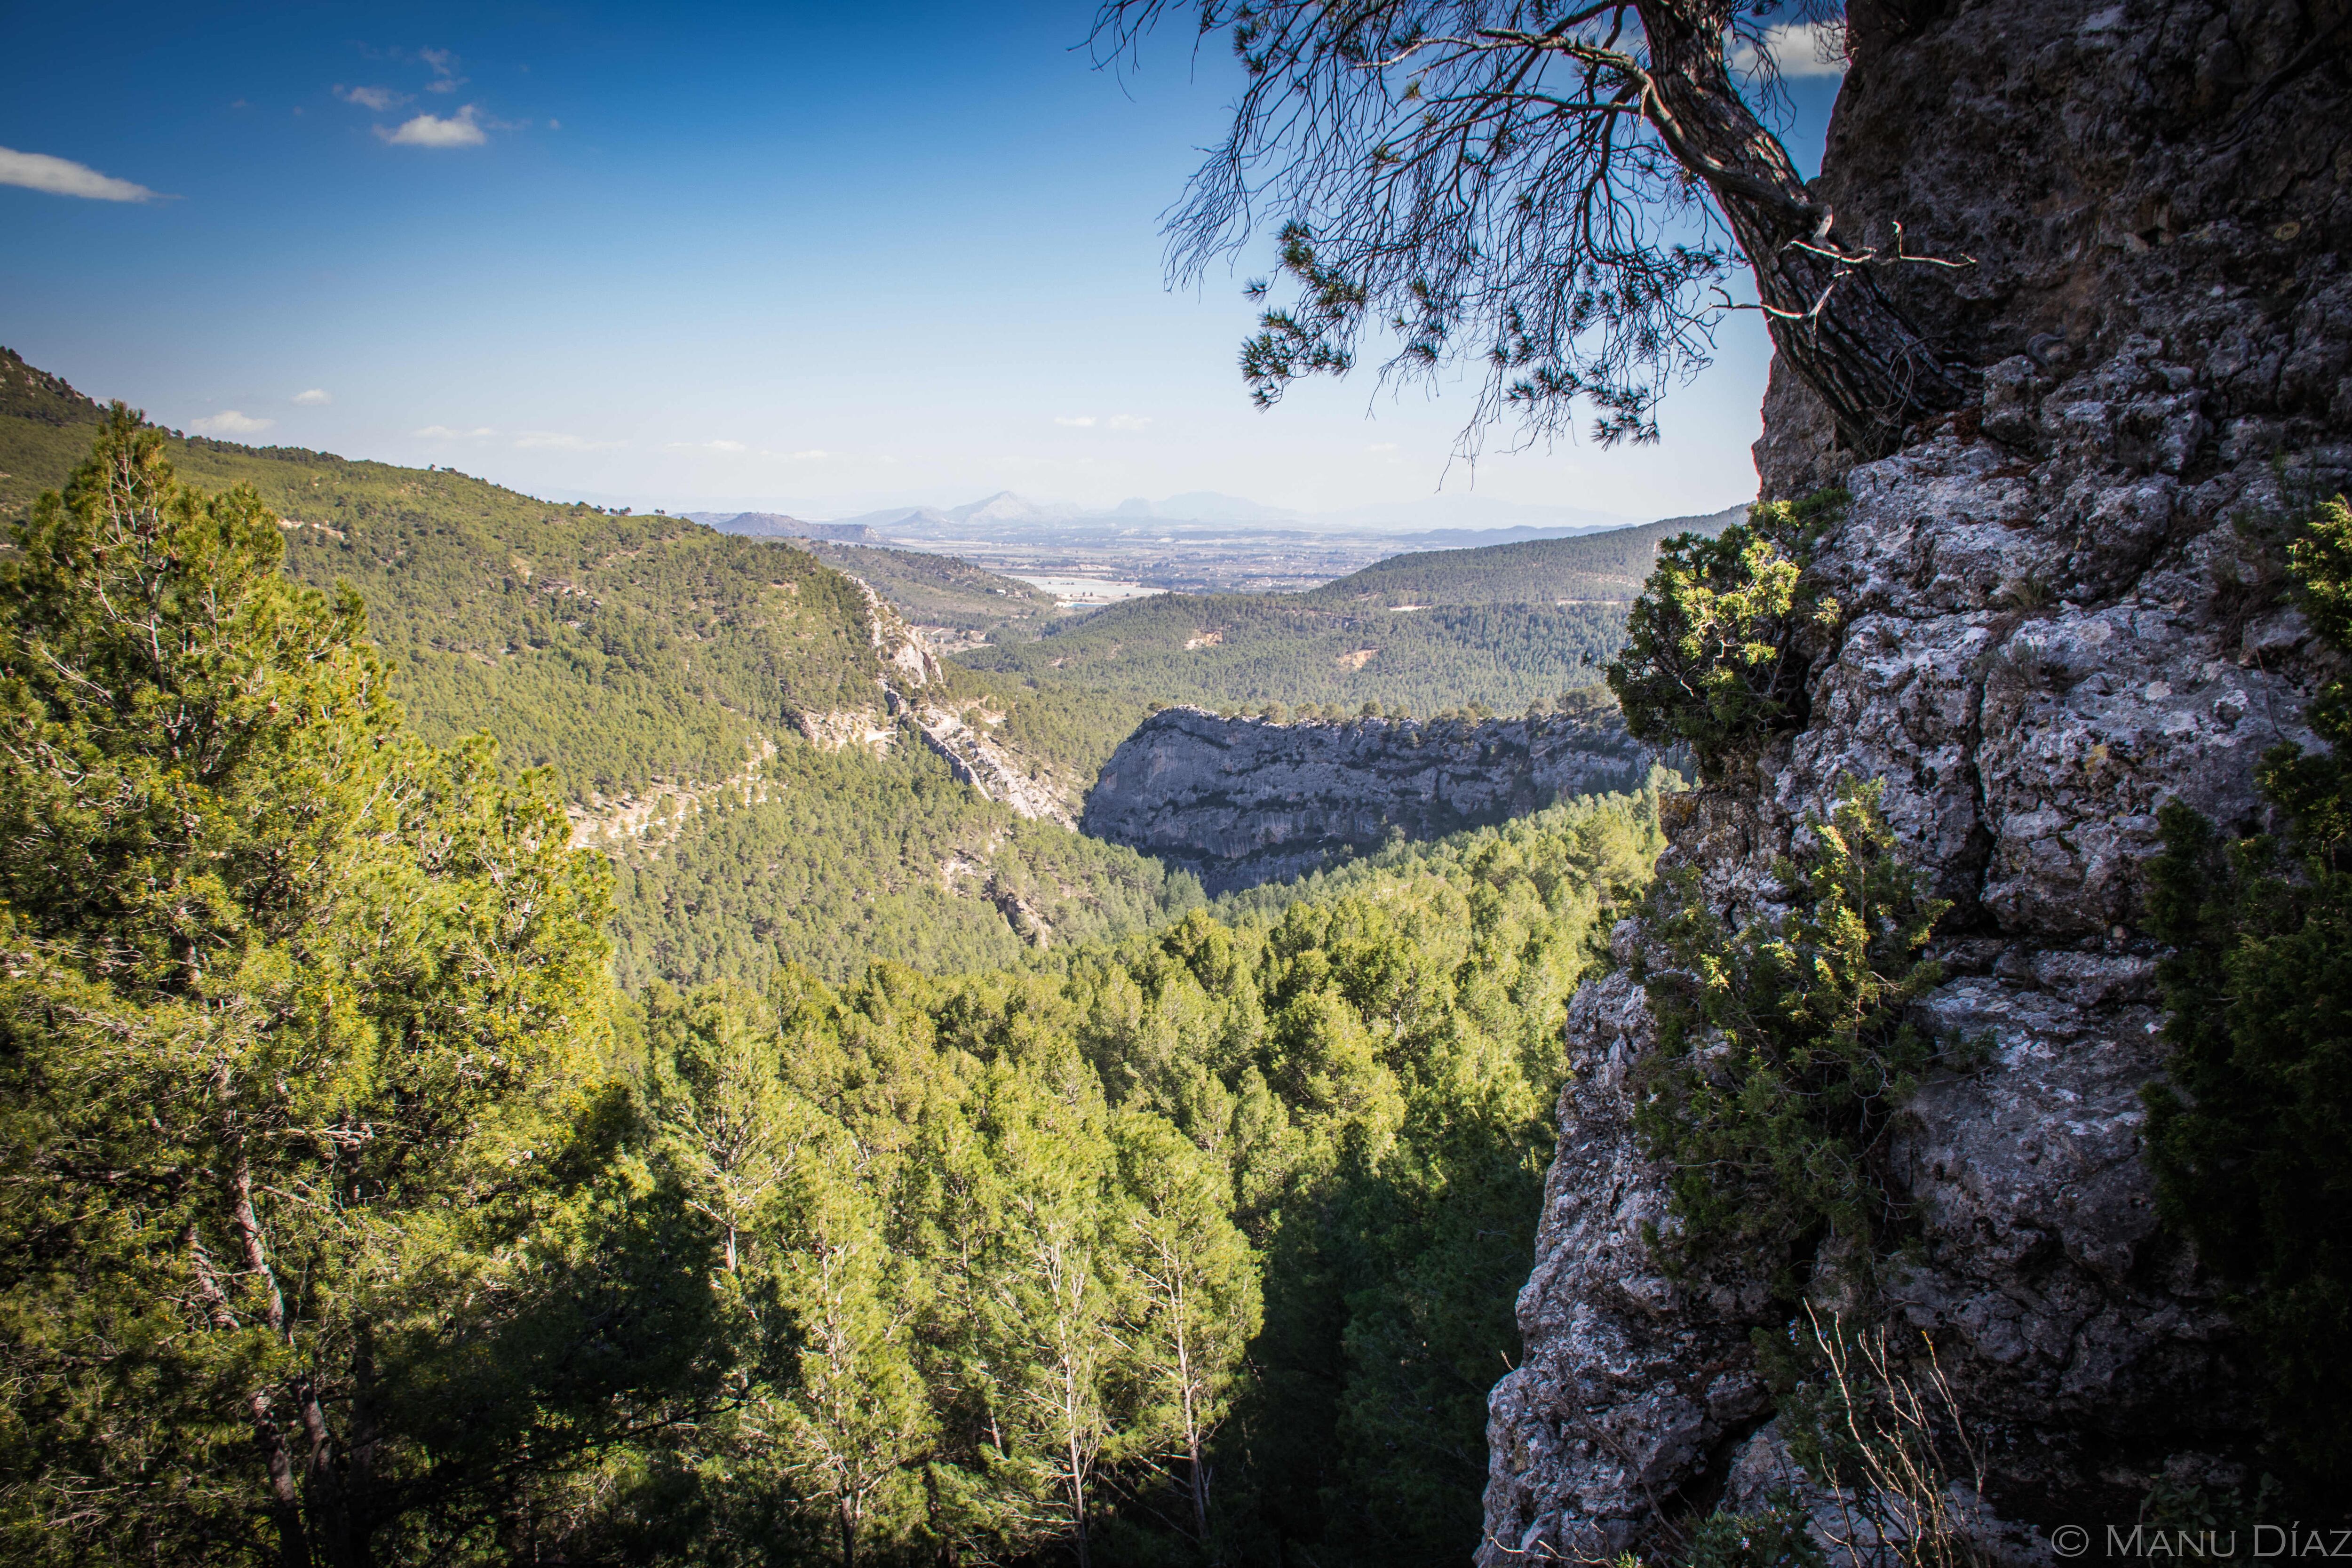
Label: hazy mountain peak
xmin=947 ymin=491 xmax=1081 ymax=525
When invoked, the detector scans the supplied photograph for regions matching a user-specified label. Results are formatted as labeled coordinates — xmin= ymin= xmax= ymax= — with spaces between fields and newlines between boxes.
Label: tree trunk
xmin=1635 ymin=0 xmax=1970 ymax=456
xmin=1179 ymin=1343 xmax=1208 ymax=1541
xmin=839 ymin=1496 xmax=857 ymax=1568
xmin=1068 ymin=1428 xmax=1092 ymax=1568
xmin=254 ymin=1392 xmax=311 ymax=1568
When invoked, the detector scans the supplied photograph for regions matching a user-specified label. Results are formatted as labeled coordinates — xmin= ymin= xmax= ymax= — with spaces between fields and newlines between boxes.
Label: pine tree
xmin=1108 ymin=1111 xmax=1262 ymax=1545
xmin=0 ymin=411 xmax=680 ymax=1566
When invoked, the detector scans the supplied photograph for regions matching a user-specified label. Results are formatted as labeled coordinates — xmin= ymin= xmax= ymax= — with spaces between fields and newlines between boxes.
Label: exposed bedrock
xmin=1081 ymin=708 xmax=1651 ymax=893
xmin=1480 ymin=0 xmax=2352 ymax=1554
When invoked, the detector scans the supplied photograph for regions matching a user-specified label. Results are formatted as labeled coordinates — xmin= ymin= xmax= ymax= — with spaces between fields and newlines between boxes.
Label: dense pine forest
xmin=0 ymin=409 xmax=1669 ymax=1564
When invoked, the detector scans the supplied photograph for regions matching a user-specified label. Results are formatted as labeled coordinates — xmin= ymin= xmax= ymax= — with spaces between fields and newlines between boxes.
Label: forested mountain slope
xmin=0 ymin=352 xmax=1176 ymax=982
xmin=0 ymin=348 xmax=1117 ymax=803
xmin=1308 ymin=506 xmax=1740 ymax=607
xmin=957 ymin=589 xmax=1629 ymax=714
xmin=795 ymin=538 xmax=1061 ymax=643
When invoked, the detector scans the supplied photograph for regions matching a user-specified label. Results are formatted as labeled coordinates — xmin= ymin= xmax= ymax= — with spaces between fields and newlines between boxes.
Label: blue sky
xmin=0 ymin=2 xmax=1844 ymax=522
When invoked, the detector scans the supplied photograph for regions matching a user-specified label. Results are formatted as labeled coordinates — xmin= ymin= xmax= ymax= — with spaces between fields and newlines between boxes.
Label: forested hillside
xmin=957 ymin=590 xmax=1628 ymax=714
xmin=604 ymin=740 xmax=1200 ymax=989
xmin=587 ymin=787 xmax=1668 ymax=1566
xmin=0 ymin=350 xmax=1679 ymax=999
xmin=797 ymin=538 xmax=1062 ymax=642
xmin=0 ymin=349 xmax=1114 ymax=801
xmin=1308 ymin=507 xmax=1740 ymax=607
xmin=0 ymin=353 xmax=1172 ymax=982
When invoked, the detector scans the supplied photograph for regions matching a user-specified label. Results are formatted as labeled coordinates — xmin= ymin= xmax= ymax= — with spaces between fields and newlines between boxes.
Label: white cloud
xmin=0 ymin=145 xmax=161 ymax=202
xmin=667 ymin=438 xmax=747 ymax=453
xmin=1053 ymin=416 xmax=1097 ymax=428
xmin=336 ymin=85 xmax=407 ymax=111
xmin=1731 ymin=21 xmax=1848 ymax=79
xmin=1107 ymin=414 xmax=1152 ymax=431
xmin=189 ymin=411 xmax=274 ymax=437
xmin=774 ymin=449 xmax=833 ymax=462
xmin=513 ymin=430 xmax=609 ymax=450
xmin=292 ymin=388 xmax=332 ymax=406
xmin=414 ymin=424 xmax=496 ymax=439
xmin=379 ymin=105 xmax=486 ymax=148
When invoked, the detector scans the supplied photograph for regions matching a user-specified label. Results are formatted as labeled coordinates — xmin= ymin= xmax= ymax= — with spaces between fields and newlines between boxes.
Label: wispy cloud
xmin=419 ymin=48 xmax=467 ymax=93
xmin=0 ymin=146 xmax=161 ymax=202
xmin=1056 ymin=414 xmax=1153 ymax=431
xmin=773 ymin=449 xmax=833 ymax=463
xmin=667 ymin=439 xmax=748 ymax=453
xmin=292 ymin=388 xmax=332 ymax=406
xmin=414 ymin=424 xmax=496 ymax=439
xmin=1731 ymin=20 xmax=1847 ymax=79
xmin=513 ymin=430 xmax=611 ymax=451
xmin=189 ymin=411 xmax=273 ymax=437
xmin=335 ymin=84 xmax=407 ymax=111
xmin=379 ymin=105 xmax=486 ymax=148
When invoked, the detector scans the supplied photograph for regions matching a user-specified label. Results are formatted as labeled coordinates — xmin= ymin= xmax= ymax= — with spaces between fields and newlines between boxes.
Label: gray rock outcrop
xmin=1480 ymin=0 xmax=2349 ymax=1554
xmin=1082 ymin=707 xmax=1652 ymax=893
xmin=913 ymin=703 xmax=1077 ymax=828
xmin=833 ymin=576 xmax=1080 ymax=824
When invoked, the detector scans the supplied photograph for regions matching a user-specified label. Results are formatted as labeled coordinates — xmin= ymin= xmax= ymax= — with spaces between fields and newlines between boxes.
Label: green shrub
xmin=1608 ymin=492 xmax=1846 ymax=783
xmin=1633 ymin=781 xmax=1950 ymax=1297
xmin=1683 ymin=1493 xmax=1828 ymax=1568
xmin=2143 ymin=495 xmax=2352 ymax=1492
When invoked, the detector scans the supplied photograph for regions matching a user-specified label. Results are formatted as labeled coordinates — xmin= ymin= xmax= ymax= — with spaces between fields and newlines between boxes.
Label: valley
xmin=696 ymin=490 xmax=1663 ymax=595
xmin=0 ymin=367 xmax=1695 ymax=1564
xmin=0 ymin=346 xmax=1708 ymax=989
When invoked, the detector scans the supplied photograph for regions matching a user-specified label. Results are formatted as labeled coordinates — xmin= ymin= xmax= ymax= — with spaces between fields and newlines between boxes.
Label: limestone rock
xmin=914 ymin=704 xmax=1076 ymax=828
xmin=1481 ymin=0 xmax=2349 ymax=1550
xmin=1082 ymin=707 xmax=1652 ymax=893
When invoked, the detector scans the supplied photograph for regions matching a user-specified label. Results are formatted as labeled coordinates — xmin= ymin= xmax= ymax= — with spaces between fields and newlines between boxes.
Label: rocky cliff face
xmin=1481 ymin=0 xmax=2350 ymax=1555
xmin=797 ymin=576 xmax=1079 ymax=824
xmin=1083 ymin=707 xmax=1652 ymax=892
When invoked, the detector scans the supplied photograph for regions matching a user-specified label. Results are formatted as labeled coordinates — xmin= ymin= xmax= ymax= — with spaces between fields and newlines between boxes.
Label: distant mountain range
xmin=678 ymin=489 xmax=1691 ymax=542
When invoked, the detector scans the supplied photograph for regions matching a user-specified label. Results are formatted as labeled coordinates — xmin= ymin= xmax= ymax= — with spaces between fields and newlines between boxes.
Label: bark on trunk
xmin=1636 ymin=0 xmax=1970 ymax=456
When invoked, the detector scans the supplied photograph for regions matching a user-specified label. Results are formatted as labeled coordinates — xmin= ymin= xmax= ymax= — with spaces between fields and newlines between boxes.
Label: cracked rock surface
xmin=1082 ymin=707 xmax=1651 ymax=893
xmin=1480 ymin=0 xmax=2349 ymax=1552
